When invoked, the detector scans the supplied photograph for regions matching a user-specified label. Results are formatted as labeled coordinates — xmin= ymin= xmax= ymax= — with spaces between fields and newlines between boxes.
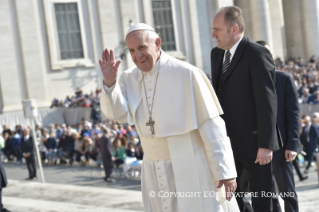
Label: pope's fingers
xmin=99 ymin=59 xmax=103 ymax=70
xmin=110 ymin=49 xmax=115 ymax=61
xmin=102 ymin=49 xmax=107 ymax=61
xmin=104 ymin=48 xmax=110 ymax=61
xmin=114 ymin=60 xmax=121 ymax=70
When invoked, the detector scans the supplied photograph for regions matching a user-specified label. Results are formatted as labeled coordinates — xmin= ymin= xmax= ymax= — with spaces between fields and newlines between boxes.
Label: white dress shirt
xmin=223 ymin=35 xmax=244 ymax=63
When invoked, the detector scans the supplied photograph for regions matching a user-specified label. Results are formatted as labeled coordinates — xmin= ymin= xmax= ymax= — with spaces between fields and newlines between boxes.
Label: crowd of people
xmin=0 ymin=119 xmax=144 ymax=177
xmin=300 ymin=114 xmax=319 ymax=174
xmin=50 ymin=87 xmax=102 ymax=108
xmin=275 ymin=56 xmax=319 ymax=104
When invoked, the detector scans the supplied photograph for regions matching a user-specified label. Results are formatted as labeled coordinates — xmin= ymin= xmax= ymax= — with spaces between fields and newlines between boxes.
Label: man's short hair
xmin=256 ymin=40 xmax=269 ymax=47
xmin=219 ymin=6 xmax=245 ymax=33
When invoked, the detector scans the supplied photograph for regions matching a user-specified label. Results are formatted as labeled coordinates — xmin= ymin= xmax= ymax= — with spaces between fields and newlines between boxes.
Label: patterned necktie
xmin=222 ymin=50 xmax=231 ymax=73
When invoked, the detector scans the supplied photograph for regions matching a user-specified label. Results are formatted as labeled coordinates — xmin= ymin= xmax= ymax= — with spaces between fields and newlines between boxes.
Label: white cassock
xmin=101 ymin=52 xmax=239 ymax=212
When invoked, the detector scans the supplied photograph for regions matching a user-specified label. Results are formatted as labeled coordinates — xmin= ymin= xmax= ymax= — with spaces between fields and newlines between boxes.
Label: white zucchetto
xmin=126 ymin=23 xmax=156 ymax=37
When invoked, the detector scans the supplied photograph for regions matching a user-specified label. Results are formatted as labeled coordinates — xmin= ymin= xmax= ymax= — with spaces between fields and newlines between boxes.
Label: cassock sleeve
xmin=198 ymin=116 xmax=237 ymax=181
xmin=190 ymin=68 xmax=236 ymax=181
xmin=100 ymin=73 xmax=129 ymax=123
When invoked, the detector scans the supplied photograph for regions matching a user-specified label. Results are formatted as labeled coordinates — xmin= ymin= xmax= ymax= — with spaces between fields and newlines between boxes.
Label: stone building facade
xmin=0 ymin=0 xmax=318 ymax=113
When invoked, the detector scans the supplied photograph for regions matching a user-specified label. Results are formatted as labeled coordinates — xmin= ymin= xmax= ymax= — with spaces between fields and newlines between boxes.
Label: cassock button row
xmin=158 ymin=175 xmax=161 ymax=178
xmin=148 ymin=80 xmax=151 ymax=83
xmin=148 ymin=88 xmax=152 ymax=91
xmin=164 ymin=206 xmax=167 ymax=210
xmin=163 ymin=199 xmax=166 ymax=202
xmin=160 ymin=184 xmax=163 ymax=187
xmin=147 ymin=96 xmax=151 ymax=99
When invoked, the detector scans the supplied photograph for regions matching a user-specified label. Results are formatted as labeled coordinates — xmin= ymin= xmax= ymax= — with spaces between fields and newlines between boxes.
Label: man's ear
xmin=232 ymin=24 xmax=239 ymax=35
xmin=155 ymin=37 xmax=162 ymax=51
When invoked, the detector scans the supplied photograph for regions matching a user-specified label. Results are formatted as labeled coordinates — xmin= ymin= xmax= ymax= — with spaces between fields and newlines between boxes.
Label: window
xmin=152 ymin=0 xmax=176 ymax=51
xmin=55 ymin=3 xmax=84 ymax=60
xmin=44 ymin=0 xmax=94 ymax=70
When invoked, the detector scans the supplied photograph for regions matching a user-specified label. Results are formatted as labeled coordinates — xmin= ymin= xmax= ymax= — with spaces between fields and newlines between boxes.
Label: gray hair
xmin=219 ymin=6 xmax=245 ymax=33
xmin=145 ymin=30 xmax=160 ymax=42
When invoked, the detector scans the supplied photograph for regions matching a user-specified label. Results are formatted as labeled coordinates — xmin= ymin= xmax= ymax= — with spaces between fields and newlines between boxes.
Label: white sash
xmin=140 ymin=133 xmax=203 ymax=211
xmin=167 ymin=132 xmax=204 ymax=211
xmin=140 ymin=132 xmax=239 ymax=212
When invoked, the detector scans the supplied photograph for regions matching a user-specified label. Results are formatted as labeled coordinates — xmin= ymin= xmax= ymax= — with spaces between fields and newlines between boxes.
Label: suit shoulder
xmin=275 ymin=70 xmax=291 ymax=78
xmin=275 ymin=70 xmax=294 ymax=82
xmin=245 ymin=40 xmax=269 ymax=54
xmin=211 ymin=47 xmax=222 ymax=56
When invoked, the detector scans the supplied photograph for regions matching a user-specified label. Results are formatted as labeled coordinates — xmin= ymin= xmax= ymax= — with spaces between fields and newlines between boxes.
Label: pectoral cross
xmin=146 ymin=116 xmax=155 ymax=135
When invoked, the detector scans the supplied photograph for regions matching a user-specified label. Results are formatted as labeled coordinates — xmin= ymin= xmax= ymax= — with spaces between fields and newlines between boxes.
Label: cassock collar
xmin=138 ymin=51 xmax=168 ymax=83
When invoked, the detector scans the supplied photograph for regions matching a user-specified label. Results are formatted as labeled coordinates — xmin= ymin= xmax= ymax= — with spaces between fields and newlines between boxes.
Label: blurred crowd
xmin=299 ymin=113 xmax=319 ymax=174
xmin=0 ymin=119 xmax=144 ymax=168
xmin=275 ymin=56 xmax=319 ymax=104
xmin=50 ymin=88 xmax=102 ymax=108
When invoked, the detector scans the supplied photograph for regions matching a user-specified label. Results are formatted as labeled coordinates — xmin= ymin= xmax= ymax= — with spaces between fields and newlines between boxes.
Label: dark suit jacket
xmin=300 ymin=125 xmax=319 ymax=150
xmin=0 ymin=151 xmax=7 ymax=188
xmin=20 ymin=136 xmax=34 ymax=155
xmin=99 ymin=135 xmax=113 ymax=167
xmin=273 ymin=71 xmax=301 ymax=161
xmin=211 ymin=36 xmax=280 ymax=160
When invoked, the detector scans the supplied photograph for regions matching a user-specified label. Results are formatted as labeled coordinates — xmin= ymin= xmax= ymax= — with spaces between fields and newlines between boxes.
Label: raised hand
xmin=99 ymin=48 xmax=121 ymax=87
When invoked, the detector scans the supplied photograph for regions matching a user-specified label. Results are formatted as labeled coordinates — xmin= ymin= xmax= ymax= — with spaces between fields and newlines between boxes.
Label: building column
xmin=188 ymin=0 xmax=228 ymax=73
xmin=0 ymin=0 xmax=23 ymax=112
xmin=301 ymin=0 xmax=319 ymax=59
xmin=282 ymin=0 xmax=306 ymax=59
xmin=207 ymin=0 xmax=234 ymax=50
xmin=214 ymin=0 xmax=234 ymax=9
xmin=97 ymin=0 xmax=124 ymax=74
xmin=119 ymin=0 xmax=140 ymax=69
xmin=15 ymin=0 xmax=48 ymax=107
xmin=249 ymin=0 xmax=273 ymax=48
xmin=268 ymin=0 xmax=286 ymax=60
xmin=234 ymin=0 xmax=253 ymax=40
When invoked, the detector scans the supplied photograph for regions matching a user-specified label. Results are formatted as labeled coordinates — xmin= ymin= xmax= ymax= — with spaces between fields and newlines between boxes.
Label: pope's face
xmin=212 ymin=11 xmax=235 ymax=50
xmin=126 ymin=31 xmax=161 ymax=72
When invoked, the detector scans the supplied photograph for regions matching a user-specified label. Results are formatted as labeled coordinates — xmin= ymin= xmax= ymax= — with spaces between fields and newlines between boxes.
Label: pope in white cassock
xmin=99 ymin=23 xmax=240 ymax=212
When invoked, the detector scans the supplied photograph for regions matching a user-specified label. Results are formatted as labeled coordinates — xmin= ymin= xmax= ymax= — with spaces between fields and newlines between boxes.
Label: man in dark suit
xmin=257 ymin=41 xmax=301 ymax=212
xmin=0 ymin=151 xmax=10 ymax=212
xmin=300 ymin=116 xmax=319 ymax=173
xmin=99 ymin=127 xmax=115 ymax=182
xmin=20 ymin=129 xmax=36 ymax=180
xmin=211 ymin=6 xmax=281 ymax=211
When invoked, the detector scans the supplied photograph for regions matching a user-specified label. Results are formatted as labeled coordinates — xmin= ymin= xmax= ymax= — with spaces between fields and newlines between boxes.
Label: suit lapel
xmin=213 ymin=50 xmax=224 ymax=89
xmin=220 ymin=37 xmax=248 ymax=86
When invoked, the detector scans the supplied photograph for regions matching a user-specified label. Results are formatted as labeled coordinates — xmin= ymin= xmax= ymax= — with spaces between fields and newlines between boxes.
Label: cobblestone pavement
xmin=2 ymin=161 xmax=319 ymax=211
